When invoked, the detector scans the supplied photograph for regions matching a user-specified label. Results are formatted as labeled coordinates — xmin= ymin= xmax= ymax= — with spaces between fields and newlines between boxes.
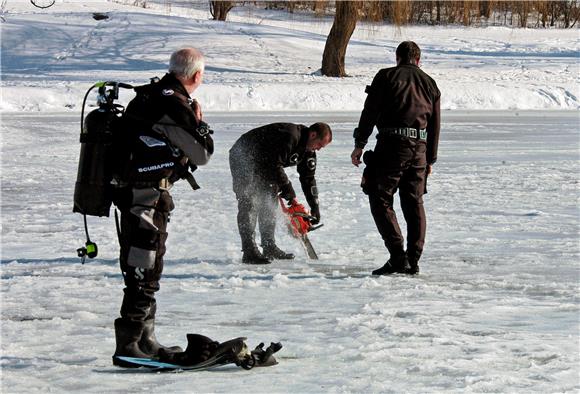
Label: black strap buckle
xmin=196 ymin=121 xmax=213 ymax=136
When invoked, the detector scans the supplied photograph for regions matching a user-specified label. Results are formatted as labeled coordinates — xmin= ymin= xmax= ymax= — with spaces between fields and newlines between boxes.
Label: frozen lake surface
xmin=1 ymin=111 xmax=579 ymax=393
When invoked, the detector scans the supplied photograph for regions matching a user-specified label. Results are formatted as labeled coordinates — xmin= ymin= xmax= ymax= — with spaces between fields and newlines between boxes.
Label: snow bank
xmin=1 ymin=0 xmax=579 ymax=112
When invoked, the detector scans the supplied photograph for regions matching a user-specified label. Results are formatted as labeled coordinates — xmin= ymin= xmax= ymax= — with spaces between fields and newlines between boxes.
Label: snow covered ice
xmin=1 ymin=1 xmax=579 ymax=393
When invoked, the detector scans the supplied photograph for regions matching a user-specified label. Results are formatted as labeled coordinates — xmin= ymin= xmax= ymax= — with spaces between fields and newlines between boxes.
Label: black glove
xmin=309 ymin=205 xmax=320 ymax=225
xmin=279 ymin=182 xmax=296 ymax=202
xmin=362 ymin=149 xmax=375 ymax=166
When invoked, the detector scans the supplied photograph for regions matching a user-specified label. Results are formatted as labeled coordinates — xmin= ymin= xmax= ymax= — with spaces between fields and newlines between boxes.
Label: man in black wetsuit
xmin=230 ymin=122 xmax=332 ymax=264
xmin=111 ymin=48 xmax=214 ymax=366
xmin=351 ymin=41 xmax=441 ymax=276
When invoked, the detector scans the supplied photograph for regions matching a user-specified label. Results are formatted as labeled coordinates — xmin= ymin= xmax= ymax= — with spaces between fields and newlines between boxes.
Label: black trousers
xmin=363 ymin=136 xmax=427 ymax=264
xmin=229 ymin=149 xmax=278 ymax=250
xmin=116 ymin=187 xmax=174 ymax=322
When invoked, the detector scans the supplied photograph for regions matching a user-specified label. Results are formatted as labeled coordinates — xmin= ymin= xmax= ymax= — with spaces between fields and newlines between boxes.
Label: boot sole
xmin=372 ymin=270 xmax=419 ymax=276
xmin=113 ymin=355 xmax=145 ymax=368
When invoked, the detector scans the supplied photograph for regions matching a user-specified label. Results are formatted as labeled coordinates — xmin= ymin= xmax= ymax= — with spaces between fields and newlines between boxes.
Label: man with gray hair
xmin=168 ymin=47 xmax=205 ymax=120
xmin=111 ymin=47 xmax=214 ymax=366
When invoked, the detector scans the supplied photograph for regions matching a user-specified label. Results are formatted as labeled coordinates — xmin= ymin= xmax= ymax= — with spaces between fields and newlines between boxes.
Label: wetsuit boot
xmin=138 ymin=318 xmax=183 ymax=356
xmin=112 ymin=318 xmax=151 ymax=367
xmin=242 ymin=244 xmax=272 ymax=265
xmin=371 ymin=253 xmax=410 ymax=275
xmin=262 ymin=241 xmax=294 ymax=260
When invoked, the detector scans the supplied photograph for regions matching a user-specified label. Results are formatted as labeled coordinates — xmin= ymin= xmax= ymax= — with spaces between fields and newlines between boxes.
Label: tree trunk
xmin=210 ymin=1 xmax=234 ymax=21
xmin=561 ymin=0 xmax=573 ymax=28
xmin=538 ymin=0 xmax=548 ymax=27
xmin=321 ymin=1 xmax=359 ymax=77
xmin=481 ymin=0 xmax=490 ymax=19
xmin=570 ymin=2 xmax=580 ymax=27
xmin=518 ymin=1 xmax=529 ymax=27
xmin=463 ymin=1 xmax=471 ymax=26
xmin=391 ymin=0 xmax=410 ymax=25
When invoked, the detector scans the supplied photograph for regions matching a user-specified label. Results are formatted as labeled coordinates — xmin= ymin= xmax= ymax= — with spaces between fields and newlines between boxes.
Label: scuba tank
xmin=73 ymin=81 xmax=133 ymax=216
xmin=73 ymin=81 xmax=133 ymax=261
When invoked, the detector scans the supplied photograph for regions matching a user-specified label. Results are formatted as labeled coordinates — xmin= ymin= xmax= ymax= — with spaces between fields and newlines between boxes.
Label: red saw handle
xmin=278 ymin=197 xmax=312 ymax=236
